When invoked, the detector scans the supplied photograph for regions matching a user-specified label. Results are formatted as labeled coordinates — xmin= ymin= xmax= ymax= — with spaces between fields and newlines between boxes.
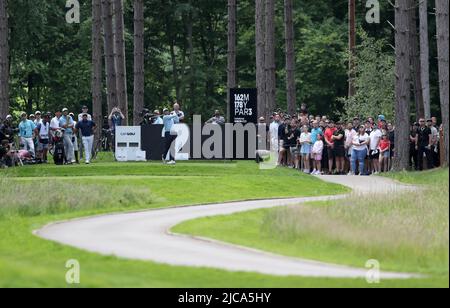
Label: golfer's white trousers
xmin=82 ymin=135 xmax=94 ymax=162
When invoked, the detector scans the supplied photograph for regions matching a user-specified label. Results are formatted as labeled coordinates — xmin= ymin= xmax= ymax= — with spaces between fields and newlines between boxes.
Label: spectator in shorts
xmin=379 ymin=133 xmax=391 ymax=173
xmin=286 ymin=119 xmax=300 ymax=169
xmin=299 ymin=125 xmax=312 ymax=173
xmin=311 ymin=134 xmax=324 ymax=175
xmin=34 ymin=113 xmax=51 ymax=163
xmin=278 ymin=117 xmax=291 ymax=166
xmin=369 ymin=125 xmax=382 ymax=174
xmin=324 ymin=121 xmax=337 ymax=174
xmin=331 ymin=121 xmax=345 ymax=175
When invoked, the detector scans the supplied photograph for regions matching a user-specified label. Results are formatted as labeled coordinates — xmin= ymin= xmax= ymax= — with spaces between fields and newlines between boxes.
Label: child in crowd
xmin=379 ymin=134 xmax=391 ymax=172
xmin=299 ymin=125 xmax=312 ymax=174
xmin=311 ymin=133 xmax=324 ymax=175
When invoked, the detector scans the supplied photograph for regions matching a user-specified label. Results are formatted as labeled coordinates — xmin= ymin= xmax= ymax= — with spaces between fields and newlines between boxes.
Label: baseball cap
xmin=35 ymin=111 xmax=41 ymax=115
xmin=163 ymin=108 xmax=169 ymax=113
xmin=62 ymin=108 xmax=69 ymax=112
xmin=378 ymin=115 xmax=386 ymax=121
xmin=5 ymin=115 xmax=12 ymax=120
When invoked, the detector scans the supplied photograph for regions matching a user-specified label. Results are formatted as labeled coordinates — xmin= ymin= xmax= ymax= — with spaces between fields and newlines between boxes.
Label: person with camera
xmin=78 ymin=106 xmax=92 ymax=122
xmin=205 ymin=110 xmax=225 ymax=125
xmin=59 ymin=108 xmax=75 ymax=164
xmin=0 ymin=115 xmax=17 ymax=146
xmin=108 ymin=107 xmax=125 ymax=132
xmin=18 ymin=112 xmax=36 ymax=159
xmin=0 ymin=139 xmax=13 ymax=168
xmin=162 ymin=108 xmax=180 ymax=165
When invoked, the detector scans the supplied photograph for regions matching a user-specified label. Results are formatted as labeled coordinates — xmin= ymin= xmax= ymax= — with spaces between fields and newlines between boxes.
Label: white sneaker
xmin=167 ymin=160 xmax=176 ymax=165
xmin=85 ymin=161 xmax=90 ymax=165
xmin=348 ymin=172 xmax=355 ymax=176
xmin=312 ymin=169 xmax=317 ymax=174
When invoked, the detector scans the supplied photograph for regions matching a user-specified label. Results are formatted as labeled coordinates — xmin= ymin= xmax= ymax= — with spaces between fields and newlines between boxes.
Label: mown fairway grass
xmin=174 ymin=168 xmax=449 ymax=288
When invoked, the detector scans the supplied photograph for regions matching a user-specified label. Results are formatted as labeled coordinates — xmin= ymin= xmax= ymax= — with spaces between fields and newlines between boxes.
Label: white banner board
xmin=115 ymin=126 xmax=146 ymax=162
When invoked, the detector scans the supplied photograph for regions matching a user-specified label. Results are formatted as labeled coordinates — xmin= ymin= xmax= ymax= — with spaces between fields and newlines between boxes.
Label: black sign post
xmin=229 ymin=88 xmax=258 ymax=124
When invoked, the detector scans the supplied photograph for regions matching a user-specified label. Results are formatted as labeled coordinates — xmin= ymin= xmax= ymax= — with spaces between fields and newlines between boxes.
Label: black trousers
xmin=409 ymin=146 xmax=418 ymax=170
xmin=163 ymin=131 xmax=176 ymax=161
xmin=417 ymin=146 xmax=433 ymax=171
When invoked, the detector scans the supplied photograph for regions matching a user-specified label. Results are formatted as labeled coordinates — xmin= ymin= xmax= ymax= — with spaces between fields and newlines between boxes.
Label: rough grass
xmin=0 ymin=177 xmax=156 ymax=217
xmin=174 ymin=168 xmax=449 ymax=282
xmin=262 ymin=183 xmax=449 ymax=274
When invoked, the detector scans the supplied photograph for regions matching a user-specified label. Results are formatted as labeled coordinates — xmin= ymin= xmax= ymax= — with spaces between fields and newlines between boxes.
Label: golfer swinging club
xmin=162 ymin=108 xmax=180 ymax=165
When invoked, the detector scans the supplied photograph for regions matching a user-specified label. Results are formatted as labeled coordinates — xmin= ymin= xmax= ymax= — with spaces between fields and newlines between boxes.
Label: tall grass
xmin=0 ymin=176 xmax=156 ymax=217
xmin=262 ymin=175 xmax=449 ymax=273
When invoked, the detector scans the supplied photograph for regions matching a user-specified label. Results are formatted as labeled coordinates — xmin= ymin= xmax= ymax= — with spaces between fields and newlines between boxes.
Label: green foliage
xmin=4 ymin=0 xmax=440 ymax=122
xmin=339 ymin=30 xmax=395 ymax=121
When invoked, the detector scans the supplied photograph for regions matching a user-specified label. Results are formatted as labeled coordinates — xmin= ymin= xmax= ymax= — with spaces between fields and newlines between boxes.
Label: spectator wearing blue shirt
xmin=310 ymin=120 xmax=323 ymax=144
xmin=59 ymin=108 xmax=75 ymax=164
xmin=75 ymin=114 xmax=96 ymax=164
xmin=162 ymin=108 xmax=179 ymax=165
xmin=18 ymin=112 xmax=36 ymax=158
xmin=108 ymin=107 xmax=125 ymax=132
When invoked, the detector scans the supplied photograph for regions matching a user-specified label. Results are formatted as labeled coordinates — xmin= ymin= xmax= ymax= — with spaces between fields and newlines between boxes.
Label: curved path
xmin=35 ymin=175 xmax=418 ymax=279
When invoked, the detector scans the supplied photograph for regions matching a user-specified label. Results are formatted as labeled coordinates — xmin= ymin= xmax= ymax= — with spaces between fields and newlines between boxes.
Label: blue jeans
xmin=351 ymin=148 xmax=367 ymax=174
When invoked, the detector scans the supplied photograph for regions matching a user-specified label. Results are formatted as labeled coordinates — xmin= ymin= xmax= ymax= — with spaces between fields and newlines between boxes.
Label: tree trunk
xmin=408 ymin=1 xmax=424 ymax=119
xmin=419 ymin=0 xmax=431 ymax=119
xmin=92 ymin=0 xmax=103 ymax=141
xmin=436 ymin=0 xmax=449 ymax=166
xmin=255 ymin=0 xmax=265 ymax=118
xmin=264 ymin=0 xmax=276 ymax=115
xmin=227 ymin=0 xmax=237 ymax=121
xmin=348 ymin=0 xmax=356 ymax=97
xmin=0 ymin=0 xmax=8 ymax=119
xmin=27 ymin=73 xmax=33 ymax=114
xmin=393 ymin=0 xmax=412 ymax=171
xmin=284 ymin=0 xmax=296 ymax=115
xmin=101 ymin=0 xmax=117 ymax=114
xmin=187 ymin=1 xmax=195 ymax=115
xmin=114 ymin=0 xmax=128 ymax=125
xmin=133 ymin=0 xmax=144 ymax=125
